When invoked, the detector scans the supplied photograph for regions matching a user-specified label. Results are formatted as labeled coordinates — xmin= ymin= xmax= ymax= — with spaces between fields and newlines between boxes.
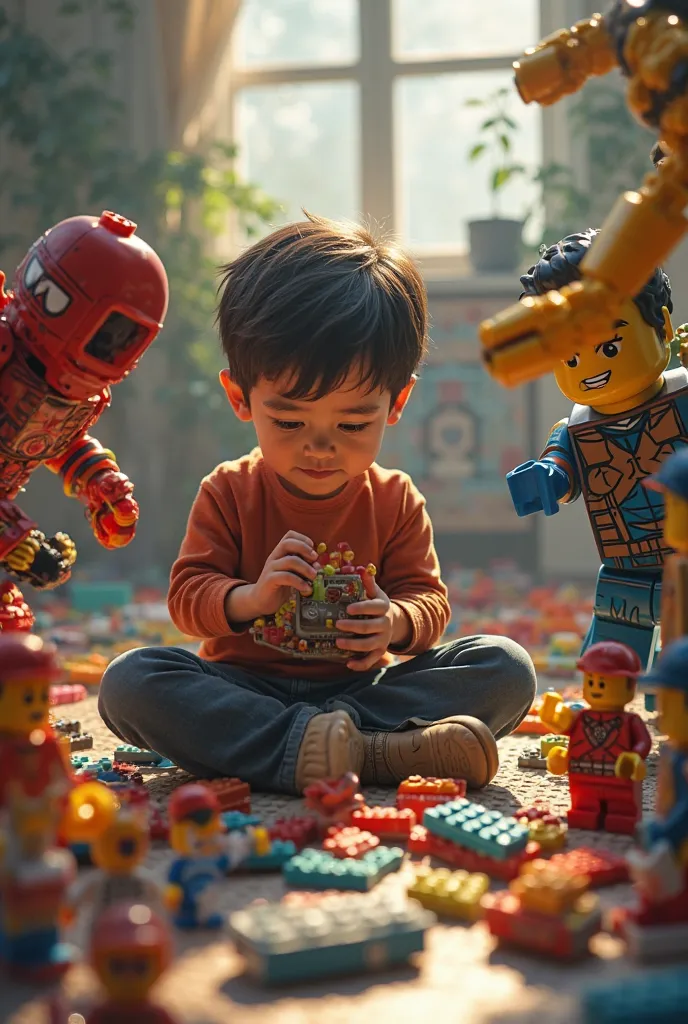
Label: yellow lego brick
xmin=511 ymin=859 xmax=589 ymax=916
xmin=527 ymin=819 xmax=567 ymax=852
xmin=407 ymin=865 xmax=489 ymax=922
xmin=540 ymin=734 xmax=569 ymax=756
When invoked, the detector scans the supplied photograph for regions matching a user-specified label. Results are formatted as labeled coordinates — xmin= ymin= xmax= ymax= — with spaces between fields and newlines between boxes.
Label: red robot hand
xmin=82 ymin=470 xmax=139 ymax=549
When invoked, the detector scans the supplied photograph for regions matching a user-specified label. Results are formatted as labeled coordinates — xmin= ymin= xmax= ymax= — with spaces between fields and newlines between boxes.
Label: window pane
xmin=393 ymin=0 xmax=538 ymax=60
xmin=233 ymin=0 xmax=359 ymax=68
xmin=234 ymin=82 xmax=360 ymax=237
xmin=396 ymin=70 xmax=542 ymax=251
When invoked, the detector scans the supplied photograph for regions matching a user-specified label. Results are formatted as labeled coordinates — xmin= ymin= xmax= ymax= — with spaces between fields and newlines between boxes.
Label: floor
xmin=3 ymin=686 xmax=670 ymax=1024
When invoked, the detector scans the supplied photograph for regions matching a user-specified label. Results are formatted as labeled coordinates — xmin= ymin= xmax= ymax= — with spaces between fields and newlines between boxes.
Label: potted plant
xmin=464 ymin=86 xmax=529 ymax=273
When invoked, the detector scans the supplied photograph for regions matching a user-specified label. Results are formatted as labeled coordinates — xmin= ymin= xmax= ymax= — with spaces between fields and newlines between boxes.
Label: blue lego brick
xmin=222 ymin=811 xmax=262 ymax=831
xmin=230 ymin=889 xmax=434 ymax=984
xmin=243 ymin=839 xmax=296 ymax=871
xmin=283 ymin=846 xmax=404 ymax=891
xmin=423 ymin=799 xmax=529 ymax=860
xmin=581 ymin=968 xmax=688 ymax=1023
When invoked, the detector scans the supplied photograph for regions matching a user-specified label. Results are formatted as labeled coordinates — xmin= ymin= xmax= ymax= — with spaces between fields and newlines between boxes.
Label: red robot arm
xmin=45 ymin=428 xmax=139 ymax=550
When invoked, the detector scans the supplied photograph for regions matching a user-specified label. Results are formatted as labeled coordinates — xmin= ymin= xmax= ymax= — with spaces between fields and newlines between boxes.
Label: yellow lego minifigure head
xmin=90 ymin=903 xmax=172 ymax=1003
xmin=92 ymin=807 xmax=150 ymax=874
xmin=168 ymin=783 xmax=223 ymax=856
xmin=645 ymin=447 xmax=688 ymax=554
xmin=0 ymin=633 xmax=61 ymax=735
xmin=577 ymin=641 xmax=642 ymax=711
xmin=521 ymin=229 xmax=673 ymax=412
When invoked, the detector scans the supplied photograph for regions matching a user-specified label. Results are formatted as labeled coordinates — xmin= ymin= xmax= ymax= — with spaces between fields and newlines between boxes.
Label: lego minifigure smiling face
xmin=553 ymin=297 xmax=671 ymax=411
xmin=582 ymin=670 xmax=636 ymax=711
xmin=0 ymin=676 xmax=51 ymax=735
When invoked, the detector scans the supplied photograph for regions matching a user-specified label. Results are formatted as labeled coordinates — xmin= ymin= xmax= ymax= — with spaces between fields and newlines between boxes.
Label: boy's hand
xmin=249 ymin=531 xmax=318 ymax=616
xmin=336 ymin=571 xmax=396 ymax=671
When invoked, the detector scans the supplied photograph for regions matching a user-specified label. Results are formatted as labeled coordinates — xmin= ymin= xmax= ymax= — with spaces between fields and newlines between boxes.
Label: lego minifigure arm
xmin=629 ymin=713 xmax=653 ymax=760
xmin=507 ymin=419 xmax=580 ymax=517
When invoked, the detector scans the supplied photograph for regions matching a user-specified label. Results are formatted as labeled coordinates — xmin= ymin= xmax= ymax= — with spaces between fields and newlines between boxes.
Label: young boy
xmin=99 ymin=215 xmax=536 ymax=795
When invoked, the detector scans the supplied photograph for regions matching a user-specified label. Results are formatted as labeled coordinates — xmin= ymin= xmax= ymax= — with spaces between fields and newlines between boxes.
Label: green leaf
xmin=465 ymin=98 xmax=484 ymax=107
xmin=468 ymin=142 xmax=487 ymax=161
xmin=499 ymin=133 xmax=511 ymax=152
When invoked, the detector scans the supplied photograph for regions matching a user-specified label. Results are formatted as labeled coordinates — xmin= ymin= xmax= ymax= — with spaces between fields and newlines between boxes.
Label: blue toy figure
xmin=507 ymin=229 xmax=687 ymax=668
xmin=164 ymin=783 xmax=229 ymax=930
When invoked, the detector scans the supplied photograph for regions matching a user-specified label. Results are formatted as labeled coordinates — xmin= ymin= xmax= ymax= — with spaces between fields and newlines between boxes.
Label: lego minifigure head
xmin=90 ymin=903 xmax=172 ymax=1003
xmin=216 ymin=213 xmax=426 ymax=499
xmin=577 ymin=641 xmax=642 ymax=710
xmin=0 ymin=633 xmax=61 ymax=735
xmin=643 ymin=638 xmax=688 ymax=746
xmin=520 ymin=229 xmax=673 ymax=411
xmin=168 ymin=783 xmax=222 ymax=855
xmin=92 ymin=806 xmax=150 ymax=874
xmin=645 ymin=446 xmax=688 ymax=553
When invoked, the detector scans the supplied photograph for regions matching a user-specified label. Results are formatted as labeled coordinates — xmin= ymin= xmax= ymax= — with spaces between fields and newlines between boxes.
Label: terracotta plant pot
xmin=468 ymin=218 xmax=524 ymax=273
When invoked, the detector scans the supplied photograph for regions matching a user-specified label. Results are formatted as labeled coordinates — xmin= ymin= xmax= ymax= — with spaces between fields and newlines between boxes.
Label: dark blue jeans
xmin=99 ymin=635 xmax=536 ymax=794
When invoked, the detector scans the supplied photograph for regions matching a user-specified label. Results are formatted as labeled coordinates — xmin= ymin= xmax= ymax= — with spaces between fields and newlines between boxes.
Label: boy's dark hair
xmin=520 ymin=228 xmax=672 ymax=340
xmin=216 ymin=213 xmax=428 ymax=402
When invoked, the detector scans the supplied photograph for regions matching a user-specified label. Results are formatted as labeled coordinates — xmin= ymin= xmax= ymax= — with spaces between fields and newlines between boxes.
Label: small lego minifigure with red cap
xmin=79 ymin=903 xmax=179 ymax=1024
xmin=164 ymin=783 xmax=229 ymax=929
xmin=539 ymin=640 xmax=652 ymax=834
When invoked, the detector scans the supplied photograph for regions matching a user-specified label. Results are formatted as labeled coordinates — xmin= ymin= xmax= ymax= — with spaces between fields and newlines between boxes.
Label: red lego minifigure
xmin=540 ymin=641 xmax=652 ymax=834
xmin=0 ymin=211 xmax=168 ymax=622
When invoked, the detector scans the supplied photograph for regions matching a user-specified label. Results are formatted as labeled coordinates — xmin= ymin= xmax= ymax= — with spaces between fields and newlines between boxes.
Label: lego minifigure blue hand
xmin=506 ymin=461 xmax=569 ymax=517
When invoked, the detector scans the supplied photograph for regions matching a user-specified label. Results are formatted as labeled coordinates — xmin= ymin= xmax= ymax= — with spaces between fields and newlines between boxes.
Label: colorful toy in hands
xmin=0 ymin=211 xmax=167 ymax=628
xmin=540 ymin=641 xmax=651 ymax=834
xmin=250 ymin=541 xmax=376 ymax=659
xmin=165 ymin=784 xmax=229 ymax=930
xmin=615 ymin=638 xmax=688 ymax=959
xmin=479 ymin=5 xmax=688 ymax=388
xmin=506 ymin=229 xmax=681 ymax=669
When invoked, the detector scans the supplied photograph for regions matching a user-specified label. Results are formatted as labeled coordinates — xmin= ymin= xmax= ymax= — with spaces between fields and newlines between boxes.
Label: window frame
xmin=224 ymin=0 xmax=583 ymax=273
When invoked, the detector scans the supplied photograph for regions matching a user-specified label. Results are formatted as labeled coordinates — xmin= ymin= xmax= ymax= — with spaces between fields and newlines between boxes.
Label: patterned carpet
xmin=4 ymin=689 xmax=670 ymax=1024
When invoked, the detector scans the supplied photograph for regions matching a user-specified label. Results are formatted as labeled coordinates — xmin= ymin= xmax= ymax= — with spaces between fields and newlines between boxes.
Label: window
xmin=225 ymin=0 xmax=562 ymax=264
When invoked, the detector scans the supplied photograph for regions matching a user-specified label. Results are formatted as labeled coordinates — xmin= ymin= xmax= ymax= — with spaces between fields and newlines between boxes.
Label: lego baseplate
xmin=230 ymin=889 xmax=434 ymax=984
xmin=581 ymin=968 xmax=688 ymax=1023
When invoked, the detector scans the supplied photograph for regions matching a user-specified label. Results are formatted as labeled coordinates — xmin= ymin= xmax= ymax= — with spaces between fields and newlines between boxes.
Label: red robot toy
xmin=0 ymin=211 xmax=168 ymax=628
xmin=539 ymin=641 xmax=652 ymax=835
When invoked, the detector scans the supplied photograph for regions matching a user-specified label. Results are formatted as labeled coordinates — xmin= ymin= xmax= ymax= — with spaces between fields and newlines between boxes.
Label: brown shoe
xmin=294 ymin=711 xmax=365 ymax=792
xmin=362 ymin=716 xmax=498 ymax=789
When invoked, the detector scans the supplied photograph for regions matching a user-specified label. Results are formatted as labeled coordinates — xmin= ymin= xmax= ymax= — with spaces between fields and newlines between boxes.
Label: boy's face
xmin=221 ymin=368 xmax=414 ymax=498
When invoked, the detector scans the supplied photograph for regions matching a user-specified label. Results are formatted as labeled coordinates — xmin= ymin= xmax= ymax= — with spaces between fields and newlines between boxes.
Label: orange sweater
xmin=168 ymin=448 xmax=450 ymax=680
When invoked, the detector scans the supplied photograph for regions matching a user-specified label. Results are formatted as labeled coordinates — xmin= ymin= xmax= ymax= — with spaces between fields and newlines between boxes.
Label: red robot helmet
xmin=576 ymin=641 xmax=643 ymax=678
xmin=7 ymin=211 xmax=168 ymax=401
xmin=168 ymin=783 xmax=220 ymax=823
xmin=0 ymin=633 xmax=62 ymax=683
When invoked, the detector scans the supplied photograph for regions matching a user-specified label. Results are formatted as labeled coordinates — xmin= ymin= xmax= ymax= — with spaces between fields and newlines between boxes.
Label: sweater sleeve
xmin=167 ymin=477 xmax=249 ymax=638
xmin=380 ymin=478 xmax=451 ymax=655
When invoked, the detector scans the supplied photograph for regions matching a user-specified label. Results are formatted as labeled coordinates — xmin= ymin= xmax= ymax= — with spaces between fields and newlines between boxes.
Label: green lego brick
xmin=423 ymin=799 xmax=529 ymax=860
xmin=230 ymin=889 xmax=434 ymax=984
xmin=243 ymin=839 xmax=296 ymax=871
xmin=283 ymin=846 xmax=404 ymax=890
xmin=114 ymin=745 xmax=164 ymax=765
xmin=70 ymin=581 xmax=134 ymax=612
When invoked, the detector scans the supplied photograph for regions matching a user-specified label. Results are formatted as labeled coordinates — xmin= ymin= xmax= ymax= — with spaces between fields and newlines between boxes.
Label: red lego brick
xmin=148 ymin=802 xmax=169 ymax=841
xmin=322 ymin=826 xmax=380 ymax=859
xmin=396 ymin=775 xmax=467 ymax=817
xmin=352 ymin=805 xmax=417 ymax=838
xmin=483 ymin=889 xmax=602 ymax=959
xmin=49 ymin=683 xmax=87 ymax=706
xmin=408 ymin=826 xmax=541 ymax=881
xmin=198 ymin=777 xmax=251 ymax=813
xmin=515 ymin=804 xmax=564 ymax=826
xmin=513 ymin=715 xmax=550 ymax=736
xmin=547 ymin=846 xmax=629 ymax=887
xmin=268 ymin=816 xmax=319 ymax=850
